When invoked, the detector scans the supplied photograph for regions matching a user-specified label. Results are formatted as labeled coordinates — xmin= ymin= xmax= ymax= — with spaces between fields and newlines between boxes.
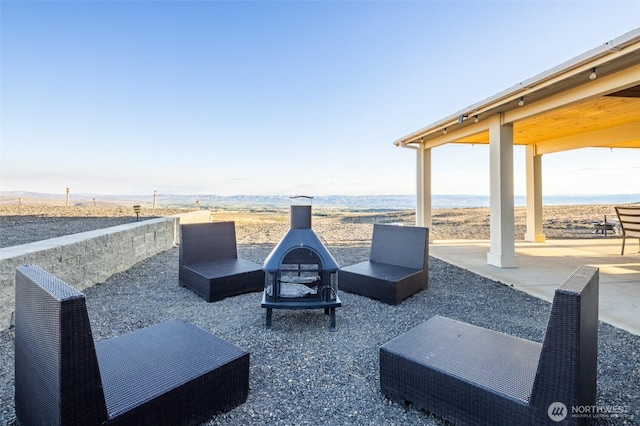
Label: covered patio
xmin=395 ymin=28 xmax=640 ymax=268
xmin=430 ymin=237 xmax=640 ymax=335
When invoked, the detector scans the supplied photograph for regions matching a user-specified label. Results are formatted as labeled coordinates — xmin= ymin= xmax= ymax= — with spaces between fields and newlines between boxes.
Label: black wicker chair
xmin=338 ymin=224 xmax=428 ymax=305
xmin=179 ymin=221 xmax=264 ymax=302
xmin=14 ymin=264 xmax=250 ymax=426
xmin=380 ymin=265 xmax=599 ymax=426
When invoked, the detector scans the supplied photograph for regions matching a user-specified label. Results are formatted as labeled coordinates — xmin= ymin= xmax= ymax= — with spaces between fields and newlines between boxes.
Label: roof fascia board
xmin=420 ymin=121 xmax=490 ymax=150
xmin=394 ymin=28 xmax=640 ymax=146
xmin=504 ymin=63 xmax=640 ymax=124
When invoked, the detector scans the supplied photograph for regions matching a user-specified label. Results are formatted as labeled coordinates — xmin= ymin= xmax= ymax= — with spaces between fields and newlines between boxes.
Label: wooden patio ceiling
xmin=453 ymin=87 xmax=640 ymax=153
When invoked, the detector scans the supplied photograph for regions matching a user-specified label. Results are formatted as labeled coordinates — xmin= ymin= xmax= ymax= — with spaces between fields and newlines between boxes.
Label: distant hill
xmin=2 ymin=191 xmax=638 ymax=210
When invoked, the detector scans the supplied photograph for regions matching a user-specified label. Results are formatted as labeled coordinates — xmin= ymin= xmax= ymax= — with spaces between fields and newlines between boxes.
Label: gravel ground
xmin=0 ymin=211 xmax=638 ymax=424
xmin=0 ymin=206 xmax=190 ymax=248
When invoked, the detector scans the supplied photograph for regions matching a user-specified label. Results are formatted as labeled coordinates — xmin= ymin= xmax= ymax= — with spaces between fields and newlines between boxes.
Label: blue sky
xmin=1 ymin=1 xmax=639 ymax=197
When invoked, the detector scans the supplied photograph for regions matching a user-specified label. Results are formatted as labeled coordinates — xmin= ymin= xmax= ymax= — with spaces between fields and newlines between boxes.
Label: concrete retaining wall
xmin=0 ymin=210 xmax=213 ymax=331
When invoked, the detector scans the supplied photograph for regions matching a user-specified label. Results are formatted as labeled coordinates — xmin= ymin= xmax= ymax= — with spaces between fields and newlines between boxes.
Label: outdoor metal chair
xmin=615 ymin=206 xmax=640 ymax=254
xmin=338 ymin=224 xmax=428 ymax=305
xmin=14 ymin=264 xmax=250 ymax=426
xmin=179 ymin=221 xmax=264 ymax=302
xmin=380 ymin=265 xmax=599 ymax=426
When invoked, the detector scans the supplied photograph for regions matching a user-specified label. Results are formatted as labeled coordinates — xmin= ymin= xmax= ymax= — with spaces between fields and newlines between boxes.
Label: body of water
xmin=431 ymin=194 xmax=640 ymax=209
xmin=308 ymin=194 xmax=640 ymax=209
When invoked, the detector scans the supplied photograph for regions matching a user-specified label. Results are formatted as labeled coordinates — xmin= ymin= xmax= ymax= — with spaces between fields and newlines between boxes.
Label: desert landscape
xmin=0 ymin=203 xmax=628 ymax=249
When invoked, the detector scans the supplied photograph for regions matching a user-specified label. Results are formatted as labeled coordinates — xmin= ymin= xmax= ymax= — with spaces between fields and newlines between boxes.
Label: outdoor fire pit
xmin=262 ymin=196 xmax=341 ymax=331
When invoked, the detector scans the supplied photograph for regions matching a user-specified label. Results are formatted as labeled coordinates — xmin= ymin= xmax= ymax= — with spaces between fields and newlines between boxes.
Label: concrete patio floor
xmin=429 ymin=237 xmax=640 ymax=336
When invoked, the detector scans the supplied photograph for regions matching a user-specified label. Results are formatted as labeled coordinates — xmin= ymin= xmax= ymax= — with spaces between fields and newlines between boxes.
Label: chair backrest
xmin=530 ymin=265 xmax=599 ymax=415
xmin=179 ymin=221 xmax=238 ymax=266
xmin=14 ymin=265 xmax=108 ymax=426
xmin=370 ymin=224 xmax=429 ymax=270
xmin=615 ymin=206 xmax=640 ymax=238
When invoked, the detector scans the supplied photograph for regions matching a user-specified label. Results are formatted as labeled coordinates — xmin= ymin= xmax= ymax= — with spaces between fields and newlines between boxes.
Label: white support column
xmin=487 ymin=115 xmax=518 ymax=268
xmin=418 ymin=147 xmax=432 ymax=232
xmin=525 ymin=145 xmax=546 ymax=242
xmin=415 ymin=146 xmax=424 ymax=227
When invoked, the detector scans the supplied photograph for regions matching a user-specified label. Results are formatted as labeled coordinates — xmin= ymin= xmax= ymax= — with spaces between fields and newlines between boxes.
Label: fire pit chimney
xmin=290 ymin=195 xmax=312 ymax=229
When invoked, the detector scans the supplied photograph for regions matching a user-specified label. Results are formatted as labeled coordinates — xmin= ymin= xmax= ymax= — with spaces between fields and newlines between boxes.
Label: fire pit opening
xmin=261 ymin=196 xmax=341 ymax=331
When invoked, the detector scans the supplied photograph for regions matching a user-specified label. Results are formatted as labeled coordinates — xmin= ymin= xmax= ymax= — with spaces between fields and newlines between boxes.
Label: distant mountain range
xmin=0 ymin=191 xmax=417 ymax=210
xmin=1 ymin=191 xmax=638 ymax=210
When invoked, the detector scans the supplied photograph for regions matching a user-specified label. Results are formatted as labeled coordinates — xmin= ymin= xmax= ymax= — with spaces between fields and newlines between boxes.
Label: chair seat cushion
xmin=96 ymin=319 xmax=249 ymax=420
xmin=185 ymin=258 xmax=263 ymax=279
xmin=340 ymin=261 xmax=420 ymax=282
xmin=381 ymin=315 xmax=541 ymax=403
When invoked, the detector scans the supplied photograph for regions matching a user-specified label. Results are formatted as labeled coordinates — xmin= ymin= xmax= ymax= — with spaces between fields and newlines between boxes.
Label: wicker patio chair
xmin=380 ymin=265 xmax=599 ymax=426
xmin=14 ymin=264 xmax=250 ymax=426
xmin=338 ymin=224 xmax=428 ymax=305
xmin=179 ymin=221 xmax=264 ymax=302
